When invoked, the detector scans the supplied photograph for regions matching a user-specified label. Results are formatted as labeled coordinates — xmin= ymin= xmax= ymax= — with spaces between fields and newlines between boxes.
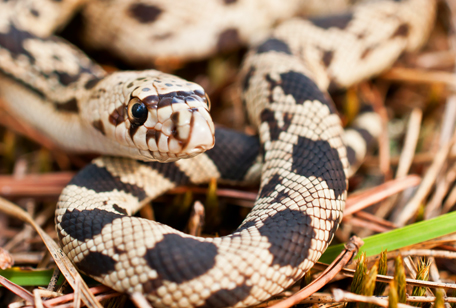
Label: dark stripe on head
xmin=205 ymin=128 xmax=260 ymax=181
xmin=69 ymin=163 xmax=147 ymax=200
xmin=291 ymin=136 xmax=346 ymax=198
xmin=256 ymin=38 xmax=292 ymax=55
xmin=59 ymin=208 xmax=123 ymax=242
xmin=309 ymin=12 xmax=353 ymax=30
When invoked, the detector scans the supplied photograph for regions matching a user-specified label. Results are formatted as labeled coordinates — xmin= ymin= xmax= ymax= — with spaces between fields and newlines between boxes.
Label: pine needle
xmin=394 ymin=256 xmax=407 ymax=304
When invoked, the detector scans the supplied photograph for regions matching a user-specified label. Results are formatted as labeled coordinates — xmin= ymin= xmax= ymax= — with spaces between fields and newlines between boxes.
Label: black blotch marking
xmin=69 ymin=163 xmax=147 ymax=200
xmin=138 ymin=160 xmax=190 ymax=186
xmin=198 ymin=285 xmax=253 ymax=308
xmin=256 ymin=38 xmax=292 ymax=55
xmin=309 ymin=12 xmax=353 ymax=29
xmin=109 ymin=105 xmax=126 ymax=126
xmin=238 ymin=209 xmax=315 ymax=267
xmin=113 ymin=204 xmax=128 ymax=215
xmin=322 ymin=50 xmax=334 ymax=67
xmin=30 ymin=8 xmax=39 ymax=17
xmin=205 ymin=128 xmax=260 ymax=181
xmin=217 ymin=28 xmax=241 ymax=52
xmin=92 ymin=120 xmax=105 ymax=135
xmin=55 ymin=98 xmax=79 ymax=113
xmin=75 ymin=251 xmax=117 ymax=277
xmin=0 ymin=23 xmax=36 ymax=62
xmin=242 ymin=66 xmax=255 ymax=92
xmin=346 ymin=146 xmax=357 ymax=166
xmin=391 ymin=23 xmax=409 ymax=38
xmin=127 ymin=82 xmax=134 ymax=88
xmin=85 ymin=77 xmax=103 ymax=90
xmin=260 ymin=109 xmax=293 ymax=142
xmin=114 ymin=246 xmax=126 ymax=255
xmin=258 ymin=178 xmax=297 ymax=219
xmin=265 ymin=71 xmax=337 ymax=113
xmin=129 ymin=3 xmax=162 ymax=23
xmin=259 ymin=174 xmax=281 ymax=200
xmin=60 ymin=208 xmax=123 ymax=242
xmin=55 ymin=71 xmax=80 ymax=86
xmin=353 ymin=127 xmax=374 ymax=147
xmin=291 ymin=136 xmax=346 ymax=198
xmin=144 ymin=234 xmax=218 ymax=286
xmin=223 ymin=0 xmax=237 ymax=3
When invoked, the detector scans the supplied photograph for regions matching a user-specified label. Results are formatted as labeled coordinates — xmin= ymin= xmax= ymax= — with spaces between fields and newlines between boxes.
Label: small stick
xmin=332 ymin=289 xmax=415 ymax=308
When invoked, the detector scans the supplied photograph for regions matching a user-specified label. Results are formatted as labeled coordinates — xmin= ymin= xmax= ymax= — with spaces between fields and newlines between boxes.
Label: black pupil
xmin=131 ymin=103 xmax=147 ymax=119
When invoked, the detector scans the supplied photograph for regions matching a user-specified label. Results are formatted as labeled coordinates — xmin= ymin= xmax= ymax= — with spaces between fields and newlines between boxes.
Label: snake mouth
xmin=138 ymin=107 xmax=214 ymax=161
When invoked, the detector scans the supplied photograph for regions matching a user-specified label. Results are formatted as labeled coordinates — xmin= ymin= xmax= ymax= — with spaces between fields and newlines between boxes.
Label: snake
xmin=0 ymin=0 xmax=436 ymax=307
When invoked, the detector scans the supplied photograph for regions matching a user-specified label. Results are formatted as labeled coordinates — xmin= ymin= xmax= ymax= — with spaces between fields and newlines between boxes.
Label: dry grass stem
xmin=345 ymin=175 xmax=421 ymax=216
xmin=0 ymin=197 xmax=102 ymax=308
xmin=332 ymin=289 xmax=415 ymax=308
xmin=359 ymin=82 xmax=391 ymax=178
xmin=187 ymin=201 xmax=205 ymax=236
xmin=393 ymin=131 xmax=456 ymax=226
xmin=380 ymin=67 xmax=456 ymax=87
xmin=396 ymin=108 xmax=422 ymax=178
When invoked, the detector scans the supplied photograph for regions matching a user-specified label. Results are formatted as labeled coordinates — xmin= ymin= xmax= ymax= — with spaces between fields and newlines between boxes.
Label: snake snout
xmin=142 ymin=107 xmax=214 ymax=161
xmin=171 ymin=107 xmax=215 ymax=156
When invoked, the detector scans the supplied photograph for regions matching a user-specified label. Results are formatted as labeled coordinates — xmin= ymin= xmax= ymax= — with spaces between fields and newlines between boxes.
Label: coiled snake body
xmin=0 ymin=0 xmax=435 ymax=307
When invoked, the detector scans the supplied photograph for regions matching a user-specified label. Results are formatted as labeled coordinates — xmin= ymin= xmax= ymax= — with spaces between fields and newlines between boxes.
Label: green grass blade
xmin=0 ymin=268 xmax=64 ymax=286
xmin=319 ymin=211 xmax=456 ymax=264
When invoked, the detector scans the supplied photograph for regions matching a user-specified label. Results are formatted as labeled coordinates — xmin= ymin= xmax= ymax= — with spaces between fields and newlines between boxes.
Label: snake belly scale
xmin=0 ymin=0 xmax=436 ymax=307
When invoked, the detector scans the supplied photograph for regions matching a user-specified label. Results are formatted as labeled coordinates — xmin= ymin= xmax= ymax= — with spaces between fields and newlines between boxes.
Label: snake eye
xmin=128 ymin=97 xmax=148 ymax=126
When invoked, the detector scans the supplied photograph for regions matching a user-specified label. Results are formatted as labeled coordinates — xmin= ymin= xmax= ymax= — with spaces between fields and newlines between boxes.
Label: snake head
xmin=97 ymin=71 xmax=215 ymax=162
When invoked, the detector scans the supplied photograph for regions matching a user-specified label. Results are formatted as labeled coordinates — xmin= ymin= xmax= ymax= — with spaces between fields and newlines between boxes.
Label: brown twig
xmin=344 ymin=175 xmax=421 ymax=216
xmin=332 ymin=289 xmax=415 ymax=308
xmin=380 ymin=67 xmax=456 ymax=87
xmin=393 ymin=131 xmax=456 ymax=226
